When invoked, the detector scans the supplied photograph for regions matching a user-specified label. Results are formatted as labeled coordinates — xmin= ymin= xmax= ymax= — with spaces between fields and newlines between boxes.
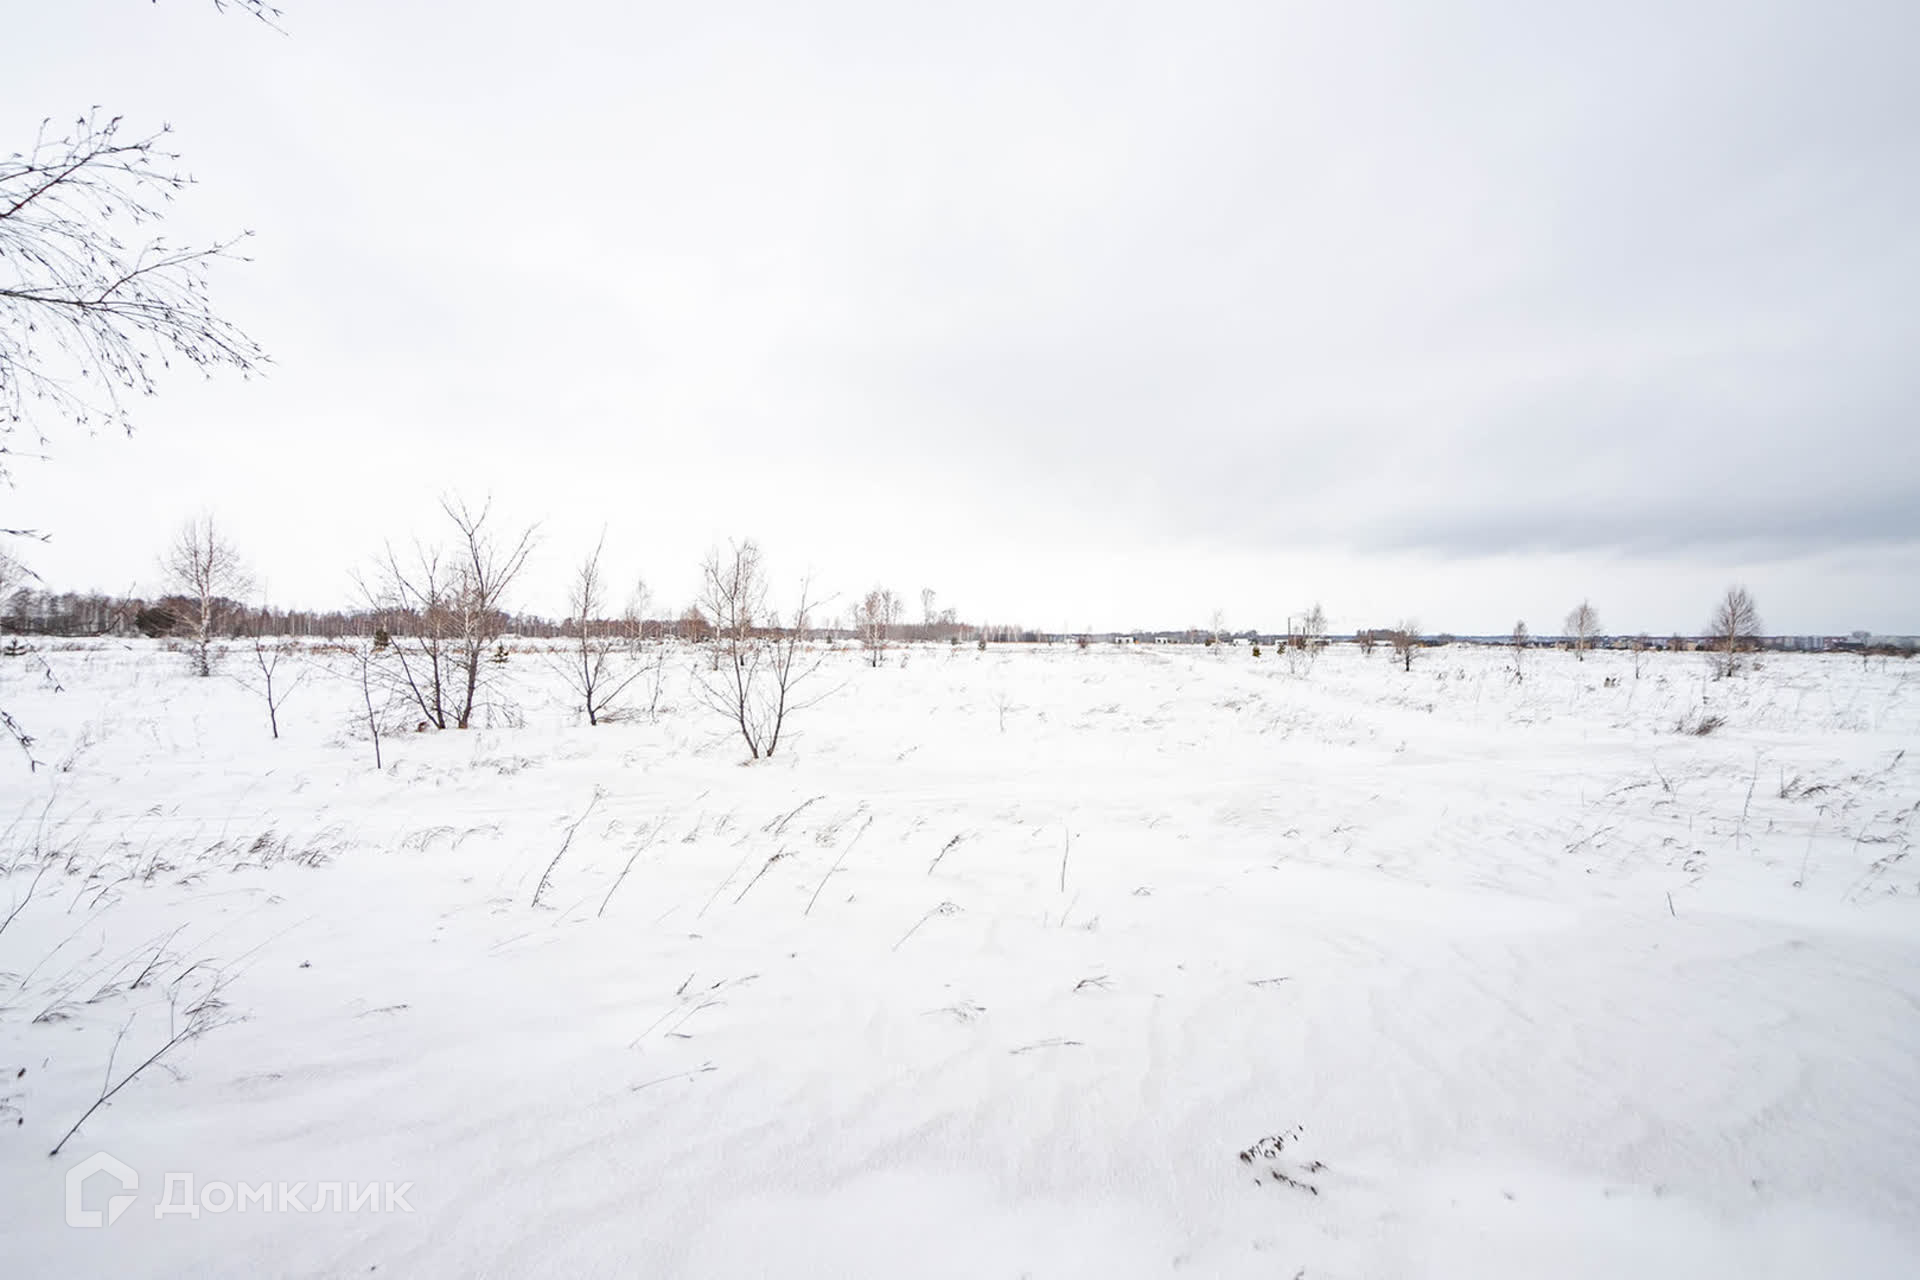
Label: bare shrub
xmin=334 ymin=636 xmax=389 ymax=770
xmin=1286 ymin=604 xmax=1328 ymax=675
xmin=553 ymin=536 xmax=653 ymax=725
xmin=851 ymin=587 xmax=903 ymax=668
xmin=364 ymin=496 xmax=536 ymax=729
xmin=691 ymin=539 xmax=826 ymax=759
xmin=1677 ymin=709 xmax=1726 ymax=736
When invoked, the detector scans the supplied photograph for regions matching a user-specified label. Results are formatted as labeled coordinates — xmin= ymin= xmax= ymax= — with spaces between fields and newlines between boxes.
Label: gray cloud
xmin=5 ymin=0 xmax=1917 ymax=630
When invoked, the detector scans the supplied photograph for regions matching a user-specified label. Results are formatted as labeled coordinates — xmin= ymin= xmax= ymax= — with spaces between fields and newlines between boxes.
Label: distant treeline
xmin=0 ymin=586 xmax=1038 ymax=646
xmin=3 ymin=586 xmax=1907 ymax=654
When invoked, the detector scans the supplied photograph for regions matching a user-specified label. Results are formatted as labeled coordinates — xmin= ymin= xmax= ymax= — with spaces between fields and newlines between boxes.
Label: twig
xmin=48 ymin=981 xmax=230 ymax=1157
xmin=100 ymin=1015 xmax=131 ymax=1096
xmin=1055 ymin=890 xmax=1081 ymax=929
xmin=1059 ymin=826 xmax=1072 ymax=893
xmin=1 ymin=861 xmax=51 ymax=938
xmin=698 ymin=846 xmax=756 ymax=919
xmin=1010 ymin=1037 xmax=1082 ymax=1055
xmin=598 ymin=821 xmax=661 ymax=919
xmin=733 ymin=850 xmax=791 ymax=905
xmin=764 ymin=795 xmax=824 ymax=836
xmin=1564 ymin=824 xmax=1617 ymax=855
xmin=1 ymin=706 xmax=39 ymax=770
xmin=630 ymin=1062 xmax=716 ymax=1093
xmin=532 ymin=788 xmax=604 ymax=909
xmin=927 ymin=833 xmax=962 ymax=876
xmin=804 ymin=815 xmax=871 ymax=917
xmin=1737 ymin=749 xmax=1761 ymax=848
xmin=129 ymin=925 xmax=187 ymax=989
xmin=663 ymin=999 xmax=720 ymax=1038
xmin=893 ymin=902 xmax=958 ymax=952
xmin=1795 ymin=816 xmax=1817 ymax=889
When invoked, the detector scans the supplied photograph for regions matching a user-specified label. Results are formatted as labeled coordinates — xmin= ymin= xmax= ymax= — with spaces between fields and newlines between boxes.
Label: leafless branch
xmin=1 ymin=111 xmax=267 ymax=461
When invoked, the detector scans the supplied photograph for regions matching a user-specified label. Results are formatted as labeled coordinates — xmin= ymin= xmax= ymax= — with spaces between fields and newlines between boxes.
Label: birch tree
xmin=692 ymin=539 xmax=826 ymax=759
xmin=1287 ymin=602 xmax=1328 ymax=675
xmin=852 ymin=587 xmax=902 ymax=668
xmin=1708 ymin=586 xmax=1762 ymax=678
xmin=1564 ymin=599 xmax=1601 ymax=661
xmin=162 ymin=515 xmax=249 ymax=676
xmin=553 ymin=536 xmax=651 ymax=725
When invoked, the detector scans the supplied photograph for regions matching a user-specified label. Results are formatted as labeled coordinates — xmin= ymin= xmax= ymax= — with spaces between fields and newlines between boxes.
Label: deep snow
xmin=2 ymin=639 xmax=1917 ymax=1277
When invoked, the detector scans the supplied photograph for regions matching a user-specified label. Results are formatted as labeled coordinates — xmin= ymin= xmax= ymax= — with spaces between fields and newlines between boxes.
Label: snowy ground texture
xmin=3 ymin=638 xmax=1918 ymax=1278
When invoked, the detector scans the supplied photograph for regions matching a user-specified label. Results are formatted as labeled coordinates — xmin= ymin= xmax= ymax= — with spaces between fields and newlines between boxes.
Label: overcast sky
xmin=6 ymin=0 xmax=1917 ymax=634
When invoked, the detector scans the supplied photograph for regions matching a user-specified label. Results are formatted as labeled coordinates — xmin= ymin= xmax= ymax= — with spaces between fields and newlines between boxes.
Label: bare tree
xmin=364 ymin=497 xmax=535 ymax=729
xmin=1208 ymin=608 xmax=1226 ymax=648
xmin=1564 ymin=599 xmax=1601 ymax=661
xmin=1355 ymin=628 xmax=1378 ymax=656
xmin=920 ymin=587 xmax=937 ymax=631
xmin=1708 ymin=585 xmax=1762 ymax=679
xmin=852 ymin=586 xmax=903 ymax=667
xmin=440 ymin=497 xmax=535 ymax=726
xmin=619 ymin=581 xmax=671 ymax=721
xmin=1390 ymin=620 xmax=1419 ymax=672
xmin=675 ymin=604 xmax=711 ymax=645
xmin=1286 ymin=602 xmax=1328 ymax=675
xmin=363 ymin=539 xmax=452 ymax=728
xmin=338 ymin=636 xmax=387 ymax=770
xmin=233 ymin=608 xmax=305 ymax=738
xmin=1631 ymin=633 xmax=1653 ymax=679
xmin=1510 ymin=619 xmax=1529 ymax=681
xmin=620 ymin=579 xmax=656 ymax=650
xmin=162 ymin=515 xmax=249 ymax=676
xmin=691 ymin=539 xmax=826 ymax=759
xmin=1302 ymin=603 xmax=1327 ymax=650
xmin=553 ymin=535 xmax=652 ymax=725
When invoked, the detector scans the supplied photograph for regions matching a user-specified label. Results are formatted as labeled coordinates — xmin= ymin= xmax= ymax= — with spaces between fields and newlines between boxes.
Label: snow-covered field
xmin=3 ymin=639 xmax=1917 ymax=1278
